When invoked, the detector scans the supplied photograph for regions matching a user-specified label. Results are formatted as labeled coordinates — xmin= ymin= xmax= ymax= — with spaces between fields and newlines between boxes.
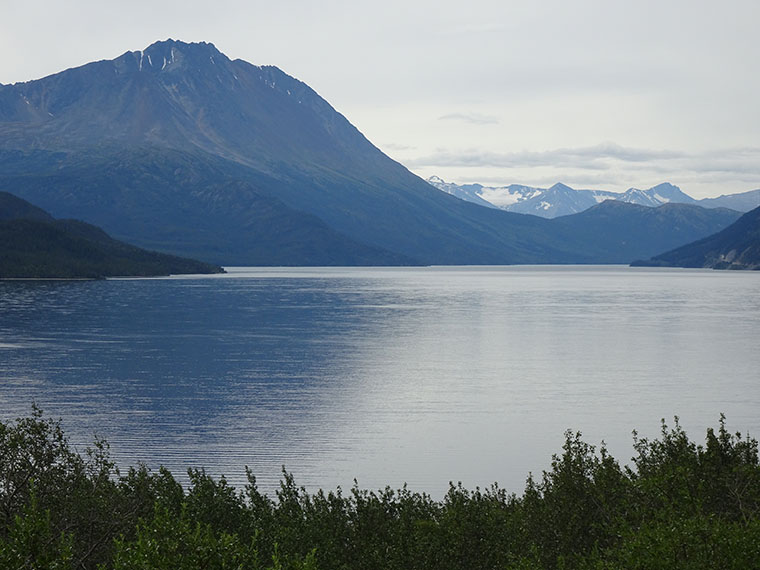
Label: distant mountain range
xmin=0 ymin=39 xmax=747 ymax=266
xmin=0 ymin=192 xmax=223 ymax=278
xmin=632 ymin=205 xmax=760 ymax=270
xmin=427 ymin=176 xmax=760 ymax=219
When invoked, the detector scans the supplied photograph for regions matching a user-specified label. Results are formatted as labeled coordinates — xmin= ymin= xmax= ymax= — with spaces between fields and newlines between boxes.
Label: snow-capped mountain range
xmin=427 ymin=176 xmax=760 ymax=218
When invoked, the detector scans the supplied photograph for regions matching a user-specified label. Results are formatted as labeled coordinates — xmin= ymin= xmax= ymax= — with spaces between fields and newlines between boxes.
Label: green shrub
xmin=1 ymin=409 xmax=758 ymax=569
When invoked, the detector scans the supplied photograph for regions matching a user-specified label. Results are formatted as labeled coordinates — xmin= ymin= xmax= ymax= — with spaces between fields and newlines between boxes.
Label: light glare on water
xmin=1 ymin=266 xmax=758 ymax=497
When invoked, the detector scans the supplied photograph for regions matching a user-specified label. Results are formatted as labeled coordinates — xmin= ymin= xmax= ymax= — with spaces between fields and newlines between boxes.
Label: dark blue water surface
xmin=1 ymin=266 xmax=759 ymax=496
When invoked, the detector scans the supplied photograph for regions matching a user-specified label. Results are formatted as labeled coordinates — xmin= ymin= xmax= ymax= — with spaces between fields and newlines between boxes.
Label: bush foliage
xmin=1 ymin=408 xmax=758 ymax=569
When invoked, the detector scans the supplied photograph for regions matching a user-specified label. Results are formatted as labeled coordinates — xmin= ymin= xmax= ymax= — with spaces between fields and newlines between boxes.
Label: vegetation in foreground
xmin=1 ymin=408 xmax=758 ymax=569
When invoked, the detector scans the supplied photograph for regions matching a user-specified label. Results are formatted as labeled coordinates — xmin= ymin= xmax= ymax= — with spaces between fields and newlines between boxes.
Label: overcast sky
xmin=2 ymin=0 xmax=758 ymax=198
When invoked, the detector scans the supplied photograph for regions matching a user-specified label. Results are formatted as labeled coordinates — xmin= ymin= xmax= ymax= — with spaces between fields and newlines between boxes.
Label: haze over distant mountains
xmin=0 ymin=39 xmax=747 ymax=266
xmin=427 ymin=176 xmax=760 ymax=219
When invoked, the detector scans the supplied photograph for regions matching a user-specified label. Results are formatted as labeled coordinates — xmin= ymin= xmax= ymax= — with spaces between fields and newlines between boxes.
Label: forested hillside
xmin=0 ymin=191 xmax=223 ymax=278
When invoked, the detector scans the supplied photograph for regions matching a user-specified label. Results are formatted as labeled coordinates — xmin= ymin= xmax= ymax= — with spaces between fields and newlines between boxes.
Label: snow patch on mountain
xmin=426 ymin=177 xmax=751 ymax=218
xmin=478 ymin=185 xmax=542 ymax=208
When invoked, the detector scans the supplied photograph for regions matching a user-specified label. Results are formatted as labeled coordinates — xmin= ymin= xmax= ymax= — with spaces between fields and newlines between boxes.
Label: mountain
xmin=0 ymin=40 xmax=742 ymax=266
xmin=425 ymin=176 xmax=496 ymax=209
xmin=552 ymin=201 xmax=743 ymax=263
xmin=0 ymin=40 xmax=570 ymax=265
xmin=427 ymin=177 xmax=755 ymax=219
xmin=698 ymin=189 xmax=760 ymax=212
xmin=429 ymin=177 xmax=601 ymax=217
xmin=618 ymin=182 xmax=696 ymax=207
xmin=0 ymin=191 xmax=224 ymax=278
xmin=403 ymin=179 xmax=742 ymax=263
xmin=508 ymin=183 xmax=600 ymax=217
xmin=427 ymin=176 xmax=596 ymax=217
xmin=0 ymin=189 xmax=53 ymax=222
xmin=632 ymin=205 xmax=760 ymax=270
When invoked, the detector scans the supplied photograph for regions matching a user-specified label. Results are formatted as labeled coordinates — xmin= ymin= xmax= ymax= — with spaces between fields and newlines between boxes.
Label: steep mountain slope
xmin=0 ymin=192 xmax=224 ymax=278
xmin=632 ymin=206 xmax=760 ymax=270
xmin=552 ymin=201 xmax=742 ymax=263
xmin=0 ymin=40 xmax=583 ymax=265
xmin=0 ymin=40 xmax=741 ymax=266
xmin=0 ymin=148 xmax=414 ymax=266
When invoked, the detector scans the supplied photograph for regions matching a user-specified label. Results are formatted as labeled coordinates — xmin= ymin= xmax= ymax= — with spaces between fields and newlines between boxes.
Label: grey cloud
xmin=438 ymin=113 xmax=500 ymax=125
xmin=409 ymin=151 xmax=613 ymax=172
xmin=382 ymin=142 xmax=417 ymax=151
xmin=412 ymin=144 xmax=760 ymax=195
xmin=407 ymin=144 xmax=679 ymax=170
xmin=685 ymin=150 xmax=760 ymax=176
xmin=407 ymin=144 xmax=760 ymax=173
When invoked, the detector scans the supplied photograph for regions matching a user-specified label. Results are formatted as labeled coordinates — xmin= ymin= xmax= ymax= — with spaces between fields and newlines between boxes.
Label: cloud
xmin=438 ymin=113 xmax=500 ymax=125
xmin=382 ymin=142 xmax=417 ymax=152
xmin=408 ymin=143 xmax=760 ymax=197
xmin=407 ymin=143 xmax=760 ymax=174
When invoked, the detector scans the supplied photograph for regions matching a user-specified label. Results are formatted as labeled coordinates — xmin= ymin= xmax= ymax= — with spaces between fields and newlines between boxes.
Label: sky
xmin=1 ymin=0 xmax=758 ymax=198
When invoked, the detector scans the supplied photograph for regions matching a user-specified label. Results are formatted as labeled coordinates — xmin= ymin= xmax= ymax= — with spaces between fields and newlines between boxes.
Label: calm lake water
xmin=1 ymin=266 xmax=759 ymax=497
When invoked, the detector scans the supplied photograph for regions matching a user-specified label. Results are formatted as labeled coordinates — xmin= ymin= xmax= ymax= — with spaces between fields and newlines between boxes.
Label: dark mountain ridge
xmin=632 ymin=206 xmax=760 ymax=270
xmin=0 ymin=191 xmax=224 ymax=278
xmin=0 ymin=40 xmax=743 ymax=266
xmin=0 ymin=190 xmax=53 ymax=221
xmin=553 ymin=201 xmax=742 ymax=263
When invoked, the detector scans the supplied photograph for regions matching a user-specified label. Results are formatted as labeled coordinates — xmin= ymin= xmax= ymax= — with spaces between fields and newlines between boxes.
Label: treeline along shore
xmin=1 ymin=408 xmax=758 ymax=569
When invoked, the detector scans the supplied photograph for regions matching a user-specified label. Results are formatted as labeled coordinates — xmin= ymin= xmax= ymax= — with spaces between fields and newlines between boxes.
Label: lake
xmin=1 ymin=265 xmax=758 ymax=497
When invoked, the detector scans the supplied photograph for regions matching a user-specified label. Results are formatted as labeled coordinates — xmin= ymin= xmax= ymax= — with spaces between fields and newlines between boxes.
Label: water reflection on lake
xmin=1 ymin=266 xmax=759 ymax=497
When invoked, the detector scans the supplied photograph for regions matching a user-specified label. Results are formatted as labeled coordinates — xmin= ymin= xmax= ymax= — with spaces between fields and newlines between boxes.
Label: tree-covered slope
xmin=0 ymin=189 xmax=54 ymax=221
xmin=632 ymin=205 xmax=760 ymax=270
xmin=0 ymin=149 xmax=418 ymax=266
xmin=552 ymin=200 xmax=743 ymax=263
xmin=0 ymin=191 xmax=224 ymax=278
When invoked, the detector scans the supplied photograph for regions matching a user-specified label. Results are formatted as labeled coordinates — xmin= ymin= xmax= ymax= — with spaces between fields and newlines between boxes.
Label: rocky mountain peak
xmin=548 ymin=182 xmax=574 ymax=193
xmin=115 ymin=39 xmax=230 ymax=75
